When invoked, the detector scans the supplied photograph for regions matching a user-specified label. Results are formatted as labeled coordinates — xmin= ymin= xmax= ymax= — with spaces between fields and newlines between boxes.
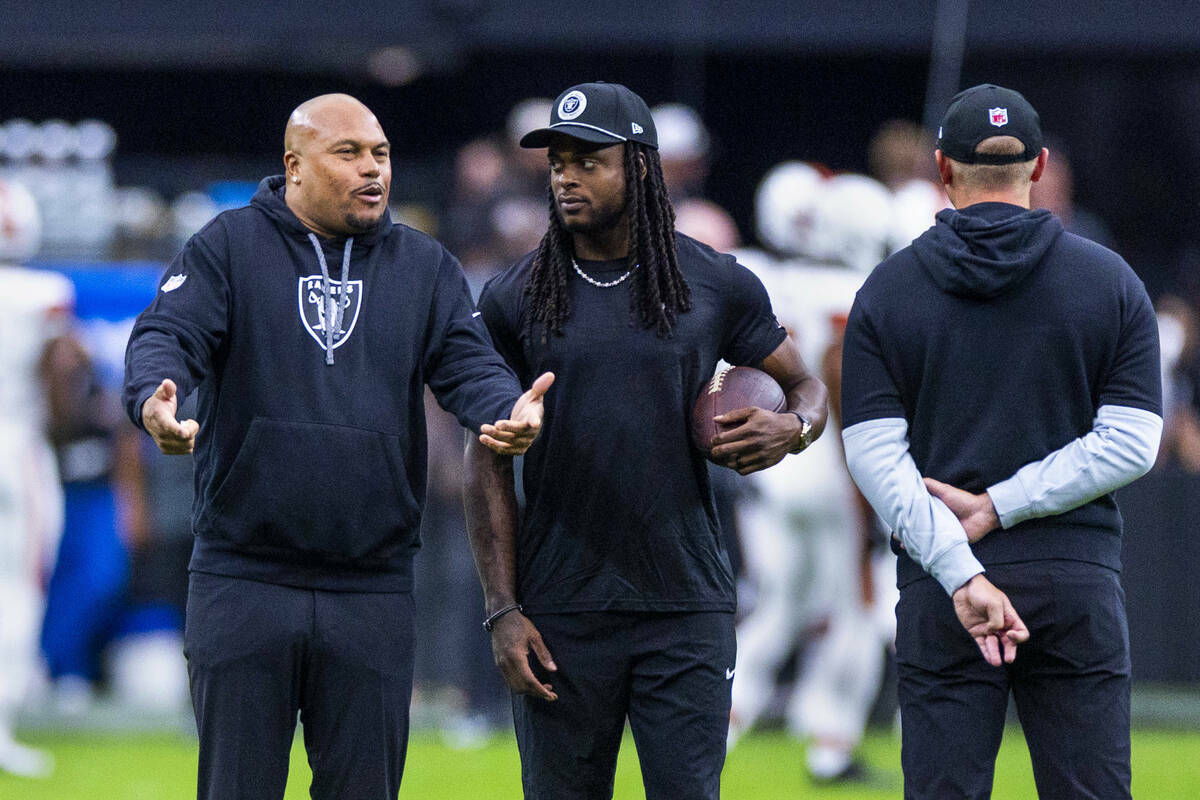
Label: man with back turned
xmin=842 ymin=84 xmax=1162 ymax=798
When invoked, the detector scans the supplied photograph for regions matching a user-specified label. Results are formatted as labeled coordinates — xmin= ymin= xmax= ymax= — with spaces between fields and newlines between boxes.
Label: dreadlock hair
xmin=522 ymin=141 xmax=691 ymax=342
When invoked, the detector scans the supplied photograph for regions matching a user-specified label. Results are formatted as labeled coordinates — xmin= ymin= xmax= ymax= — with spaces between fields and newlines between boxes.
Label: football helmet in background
xmin=0 ymin=179 xmax=42 ymax=262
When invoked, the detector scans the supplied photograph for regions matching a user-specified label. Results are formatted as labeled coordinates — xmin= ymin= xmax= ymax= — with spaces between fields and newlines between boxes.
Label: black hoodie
xmin=913 ymin=203 xmax=1060 ymax=299
xmin=124 ymin=176 xmax=522 ymax=591
xmin=843 ymin=202 xmax=1160 ymax=586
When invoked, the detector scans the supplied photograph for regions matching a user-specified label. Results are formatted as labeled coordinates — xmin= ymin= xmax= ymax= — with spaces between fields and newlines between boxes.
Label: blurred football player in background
xmin=0 ymin=178 xmax=71 ymax=778
xmin=867 ymin=119 xmax=938 ymax=191
xmin=729 ymin=168 xmax=898 ymax=784
xmin=1029 ymin=136 xmax=1115 ymax=248
xmin=887 ymin=176 xmax=951 ymax=254
xmin=866 ymin=119 xmax=951 ymax=254
xmin=651 ymin=102 xmax=711 ymax=201
xmin=1155 ymin=295 xmax=1200 ymax=471
xmin=39 ymin=332 xmax=146 ymax=716
xmin=673 ymin=197 xmax=741 ymax=253
xmin=440 ymin=97 xmax=553 ymax=289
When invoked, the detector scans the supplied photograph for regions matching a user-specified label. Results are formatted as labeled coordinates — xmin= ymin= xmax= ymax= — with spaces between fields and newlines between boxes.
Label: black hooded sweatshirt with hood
xmin=842 ymin=202 xmax=1160 ymax=589
xmin=124 ymin=176 xmax=522 ymax=591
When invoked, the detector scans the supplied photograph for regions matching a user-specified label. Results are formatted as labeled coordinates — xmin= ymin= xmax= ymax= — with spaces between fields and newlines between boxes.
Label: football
xmin=690 ymin=365 xmax=786 ymax=458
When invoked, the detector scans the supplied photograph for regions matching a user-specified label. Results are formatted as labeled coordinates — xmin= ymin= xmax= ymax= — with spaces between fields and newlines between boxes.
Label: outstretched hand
xmin=924 ymin=477 xmax=1000 ymax=543
xmin=480 ymin=372 xmax=554 ymax=456
xmin=952 ymin=574 xmax=1029 ymax=666
xmin=490 ymin=612 xmax=558 ymax=702
xmin=141 ymin=379 xmax=199 ymax=455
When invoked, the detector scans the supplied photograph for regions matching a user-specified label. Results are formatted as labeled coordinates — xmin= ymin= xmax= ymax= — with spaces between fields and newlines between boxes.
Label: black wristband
xmin=483 ymin=603 xmax=523 ymax=632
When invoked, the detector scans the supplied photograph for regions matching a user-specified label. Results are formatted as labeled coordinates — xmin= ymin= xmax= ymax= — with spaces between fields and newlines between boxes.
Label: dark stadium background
xmin=3 ymin=0 xmax=1199 ymax=687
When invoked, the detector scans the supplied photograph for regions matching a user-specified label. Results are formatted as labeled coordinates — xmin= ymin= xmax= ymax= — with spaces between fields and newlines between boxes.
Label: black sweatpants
xmin=184 ymin=572 xmax=415 ymax=800
xmin=896 ymin=561 xmax=1131 ymax=800
xmin=513 ymin=610 xmax=736 ymax=800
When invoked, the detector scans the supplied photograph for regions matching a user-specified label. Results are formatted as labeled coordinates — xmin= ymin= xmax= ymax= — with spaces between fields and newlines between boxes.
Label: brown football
xmin=690 ymin=365 xmax=786 ymax=459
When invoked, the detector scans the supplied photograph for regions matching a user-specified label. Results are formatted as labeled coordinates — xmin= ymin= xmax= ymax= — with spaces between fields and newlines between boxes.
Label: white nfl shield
xmin=988 ymin=107 xmax=1009 ymax=127
xmin=297 ymin=275 xmax=363 ymax=351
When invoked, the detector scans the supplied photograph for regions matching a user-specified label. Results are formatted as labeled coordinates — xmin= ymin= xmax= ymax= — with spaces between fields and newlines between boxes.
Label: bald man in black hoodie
xmin=125 ymin=94 xmax=552 ymax=800
xmin=842 ymin=86 xmax=1161 ymax=799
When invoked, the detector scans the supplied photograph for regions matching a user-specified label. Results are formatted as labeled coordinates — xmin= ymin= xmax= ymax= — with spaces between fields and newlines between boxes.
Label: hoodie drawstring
xmin=307 ymin=234 xmax=354 ymax=365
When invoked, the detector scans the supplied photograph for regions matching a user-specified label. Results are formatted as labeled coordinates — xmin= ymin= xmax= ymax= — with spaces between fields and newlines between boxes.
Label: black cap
xmin=519 ymin=82 xmax=658 ymax=149
xmin=937 ymin=84 xmax=1043 ymax=165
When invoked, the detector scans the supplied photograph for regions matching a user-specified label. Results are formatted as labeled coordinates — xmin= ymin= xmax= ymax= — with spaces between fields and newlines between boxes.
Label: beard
xmin=343 ymin=206 xmax=387 ymax=233
xmin=556 ymin=200 xmax=625 ymax=236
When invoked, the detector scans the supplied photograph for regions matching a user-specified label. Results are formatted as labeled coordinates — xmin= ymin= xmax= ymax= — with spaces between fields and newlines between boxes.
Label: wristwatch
xmin=786 ymin=411 xmax=813 ymax=453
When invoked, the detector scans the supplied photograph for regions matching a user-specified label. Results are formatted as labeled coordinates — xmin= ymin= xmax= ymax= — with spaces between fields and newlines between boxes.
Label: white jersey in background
xmin=0 ymin=177 xmax=71 ymax=778
xmin=729 ymin=171 xmax=900 ymax=784
xmin=0 ymin=266 xmax=74 ymax=574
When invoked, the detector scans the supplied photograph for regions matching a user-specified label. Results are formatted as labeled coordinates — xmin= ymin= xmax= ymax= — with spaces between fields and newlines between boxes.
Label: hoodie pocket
xmin=208 ymin=418 xmax=420 ymax=562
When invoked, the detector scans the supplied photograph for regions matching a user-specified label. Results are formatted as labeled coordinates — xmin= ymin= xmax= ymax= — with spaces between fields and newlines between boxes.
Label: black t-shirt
xmin=477 ymin=233 xmax=786 ymax=613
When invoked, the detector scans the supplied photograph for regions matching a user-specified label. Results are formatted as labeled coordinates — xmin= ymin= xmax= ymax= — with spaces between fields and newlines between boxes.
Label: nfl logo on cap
xmin=937 ymin=84 xmax=1042 ymax=164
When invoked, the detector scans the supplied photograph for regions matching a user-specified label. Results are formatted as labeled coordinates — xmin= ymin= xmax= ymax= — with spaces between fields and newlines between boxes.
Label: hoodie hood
xmin=249 ymin=175 xmax=391 ymax=248
xmin=911 ymin=202 xmax=1063 ymax=299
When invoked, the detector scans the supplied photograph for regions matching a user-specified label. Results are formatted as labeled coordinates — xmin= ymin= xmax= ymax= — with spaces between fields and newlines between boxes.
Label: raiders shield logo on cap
xmin=558 ymin=90 xmax=587 ymax=121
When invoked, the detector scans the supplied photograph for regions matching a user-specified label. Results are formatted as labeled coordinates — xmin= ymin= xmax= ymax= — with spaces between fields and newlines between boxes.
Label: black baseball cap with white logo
xmin=937 ymin=84 xmax=1043 ymax=165
xmin=519 ymin=82 xmax=658 ymax=149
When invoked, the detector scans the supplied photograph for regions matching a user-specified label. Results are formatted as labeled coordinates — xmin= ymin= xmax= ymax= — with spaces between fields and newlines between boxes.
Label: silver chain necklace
xmin=572 ymin=258 xmax=639 ymax=288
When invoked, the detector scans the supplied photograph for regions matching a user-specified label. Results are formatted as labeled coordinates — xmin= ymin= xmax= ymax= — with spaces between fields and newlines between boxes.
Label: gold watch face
xmin=793 ymin=416 xmax=812 ymax=452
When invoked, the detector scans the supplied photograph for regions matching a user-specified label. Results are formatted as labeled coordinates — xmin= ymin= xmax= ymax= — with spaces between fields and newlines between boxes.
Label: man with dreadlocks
xmin=465 ymin=82 xmax=828 ymax=800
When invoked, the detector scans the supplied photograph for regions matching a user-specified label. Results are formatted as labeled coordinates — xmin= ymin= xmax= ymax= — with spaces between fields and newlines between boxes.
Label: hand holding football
xmin=690 ymin=366 xmax=786 ymax=460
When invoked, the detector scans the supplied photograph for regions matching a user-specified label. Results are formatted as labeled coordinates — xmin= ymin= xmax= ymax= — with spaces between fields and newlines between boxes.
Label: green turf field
xmin=4 ymin=727 xmax=1199 ymax=798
